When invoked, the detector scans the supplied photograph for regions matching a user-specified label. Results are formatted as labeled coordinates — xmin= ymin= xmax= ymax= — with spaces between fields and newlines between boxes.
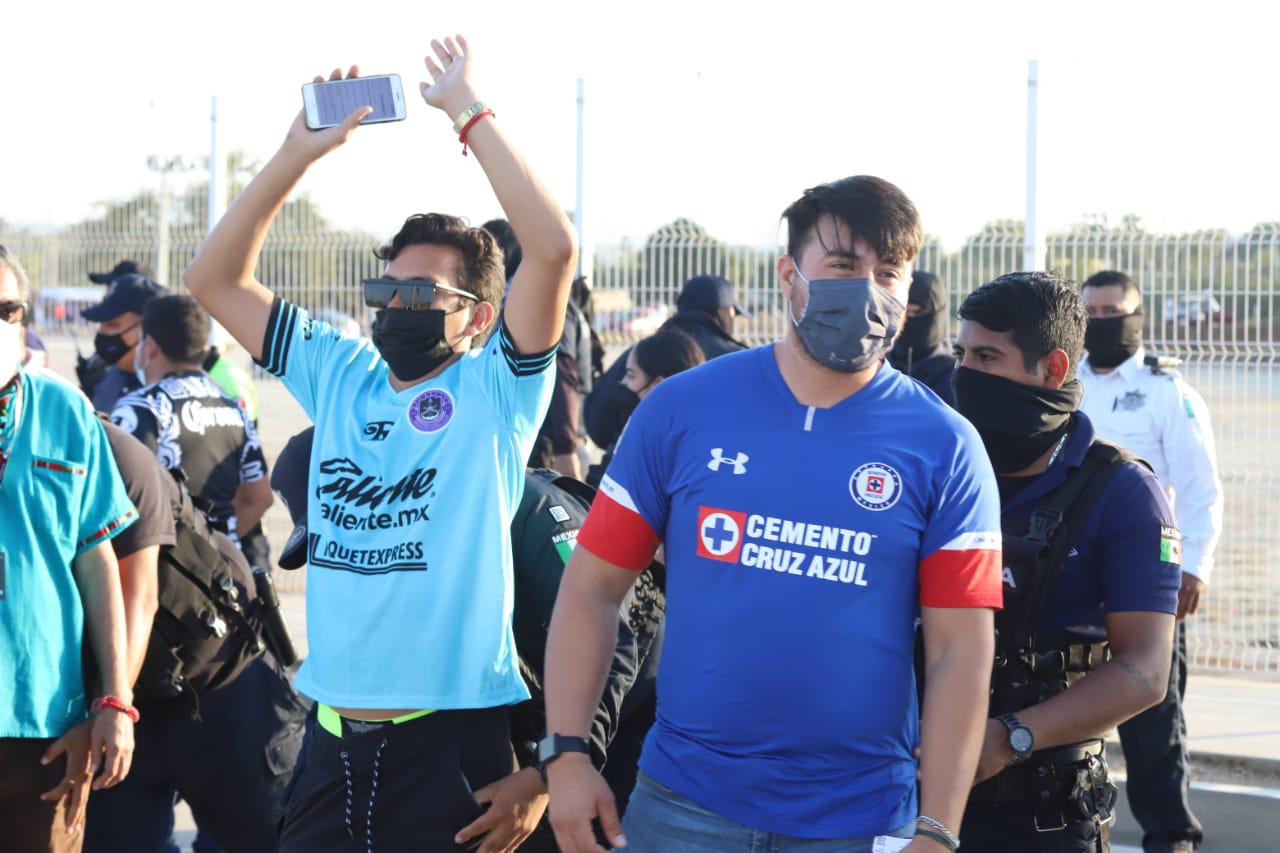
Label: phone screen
xmin=311 ymin=76 xmax=399 ymax=125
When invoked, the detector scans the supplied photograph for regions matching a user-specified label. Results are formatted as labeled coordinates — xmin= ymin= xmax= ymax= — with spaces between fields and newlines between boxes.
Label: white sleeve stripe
xmin=599 ymin=474 xmax=640 ymax=513
xmin=940 ymin=531 xmax=1003 ymax=551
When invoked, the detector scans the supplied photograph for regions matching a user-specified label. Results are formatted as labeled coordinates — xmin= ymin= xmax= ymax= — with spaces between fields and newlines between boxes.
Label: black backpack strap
xmin=1007 ymin=442 xmax=1132 ymax=653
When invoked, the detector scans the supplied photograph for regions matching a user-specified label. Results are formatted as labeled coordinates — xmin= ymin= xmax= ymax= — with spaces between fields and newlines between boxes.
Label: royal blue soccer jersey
xmin=578 ymin=346 xmax=1003 ymax=838
xmin=257 ymin=299 xmax=555 ymax=710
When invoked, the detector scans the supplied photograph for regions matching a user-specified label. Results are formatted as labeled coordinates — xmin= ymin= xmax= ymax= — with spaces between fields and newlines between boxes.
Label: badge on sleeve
xmin=1160 ymin=526 xmax=1182 ymax=565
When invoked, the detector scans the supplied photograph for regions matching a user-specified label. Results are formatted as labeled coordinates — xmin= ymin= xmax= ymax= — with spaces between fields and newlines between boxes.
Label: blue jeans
xmin=621 ymin=772 xmax=915 ymax=852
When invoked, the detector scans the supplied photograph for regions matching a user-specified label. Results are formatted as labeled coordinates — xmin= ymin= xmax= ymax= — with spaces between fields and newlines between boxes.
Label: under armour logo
xmin=708 ymin=448 xmax=749 ymax=474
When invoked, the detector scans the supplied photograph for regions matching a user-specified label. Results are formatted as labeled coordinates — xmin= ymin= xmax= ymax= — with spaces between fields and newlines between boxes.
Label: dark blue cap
xmin=88 ymin=259 xmax=155 ymax=284
xmin=82 ymin=274 xmax=168 ymax=322
xmin=676 ymin=275 xmax=749 ymax=317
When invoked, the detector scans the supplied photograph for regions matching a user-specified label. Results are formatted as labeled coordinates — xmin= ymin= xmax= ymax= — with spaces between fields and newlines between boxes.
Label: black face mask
xmin=890 ymin=309 xmax=945 ymax=368
xmin=612 ymin=382 xmax=641 ymax=423
xmin=94 ymin=324 xmax=139 ymax=365
xmin=951 ymin=366 xmax=1083 ymax=474
xmin=1084 ymin=310 xmax=1144 ymax=369
xmin=370 ymin=308 xmax=456 ymax=382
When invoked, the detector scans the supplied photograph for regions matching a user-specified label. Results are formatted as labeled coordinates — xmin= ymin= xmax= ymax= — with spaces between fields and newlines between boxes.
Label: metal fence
xmin=5 ymin=211 xmax=1278 ymax=676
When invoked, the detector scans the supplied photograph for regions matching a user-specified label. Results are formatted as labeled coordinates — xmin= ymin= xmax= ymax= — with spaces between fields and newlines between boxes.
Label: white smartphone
xmin=302 ymin=74 xmax=406 ymax=130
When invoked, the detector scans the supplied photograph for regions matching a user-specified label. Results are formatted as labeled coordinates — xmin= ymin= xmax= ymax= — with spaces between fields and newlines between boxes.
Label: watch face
xmin=1010 ymin=727 xmax=1034 ymax=753
xmin=537 ymin=736 xmax=557 ymax=764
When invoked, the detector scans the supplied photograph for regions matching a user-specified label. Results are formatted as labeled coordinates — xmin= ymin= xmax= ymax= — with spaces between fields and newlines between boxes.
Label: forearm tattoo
xmin=1117 ymin=657 xmax=1152 ymax=696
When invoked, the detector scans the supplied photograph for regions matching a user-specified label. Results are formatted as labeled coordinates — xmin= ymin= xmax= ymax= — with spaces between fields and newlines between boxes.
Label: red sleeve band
xmin=577 ymin=492 xmax=661 ymax=571
xmin=919 ymin=547 xmax=1004 ymax=609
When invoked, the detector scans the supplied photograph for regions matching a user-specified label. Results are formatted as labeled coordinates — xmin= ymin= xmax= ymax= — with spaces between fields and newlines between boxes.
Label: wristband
xmin=451 ymin=101 xmax=489 ymax=134
xmin=914 ymin=827 xmax=959 ymax=850
xmin=916 ymin=814 xmax=960 ymax=850
xmin=458 ymin=110 xmax=495 ymax=157
xmin=91 ymin=695 xmax=140 ymax=724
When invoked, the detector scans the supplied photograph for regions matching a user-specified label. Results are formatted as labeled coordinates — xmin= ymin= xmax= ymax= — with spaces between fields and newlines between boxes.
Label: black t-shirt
xmin=109 ymin=370 xmax=266 ymax=530
xmin=100 ymin=419 xmax=178 ymax=557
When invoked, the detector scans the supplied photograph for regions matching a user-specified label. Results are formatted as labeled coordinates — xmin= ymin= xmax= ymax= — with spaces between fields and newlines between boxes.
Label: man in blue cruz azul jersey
xmin=182 ymin=36 xmax=577 ymax=853
xmin=544 ymin=176 xmax=1004 ymax=853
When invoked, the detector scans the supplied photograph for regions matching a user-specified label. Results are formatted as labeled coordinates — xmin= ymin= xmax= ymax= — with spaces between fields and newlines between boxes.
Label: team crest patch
xmin=849 ymin=462 xmax=903 ymax=511
xmin=1113 ymin=390 xmax=1147 ymax=412
xmin=407 ymin=389 xmax=454 ymax=433
xmin=696 ymin=506 xmax=747 ymax=563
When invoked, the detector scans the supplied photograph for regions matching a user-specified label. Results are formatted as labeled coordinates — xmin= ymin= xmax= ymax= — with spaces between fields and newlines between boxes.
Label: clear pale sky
xmin=3 ymin=0 xmax=1276 ymax=250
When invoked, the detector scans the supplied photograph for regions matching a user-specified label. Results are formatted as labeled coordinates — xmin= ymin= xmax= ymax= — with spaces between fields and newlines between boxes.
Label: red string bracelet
xmin=459 ymin=109 xmax=495 ymax=156
xmin=91 ymin=695 xmax=140 ymax=724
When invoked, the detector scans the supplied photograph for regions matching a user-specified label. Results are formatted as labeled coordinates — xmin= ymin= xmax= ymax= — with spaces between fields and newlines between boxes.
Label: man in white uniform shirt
xmin=1079 ymin=270 xmax=1223 ymax=853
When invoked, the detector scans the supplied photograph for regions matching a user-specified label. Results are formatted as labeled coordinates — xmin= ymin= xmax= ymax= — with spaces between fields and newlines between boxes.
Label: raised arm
xmin=420 ymin=36 xmax=577 ymax=354
xmin=183 ymin=68 xmax=373 ymax=361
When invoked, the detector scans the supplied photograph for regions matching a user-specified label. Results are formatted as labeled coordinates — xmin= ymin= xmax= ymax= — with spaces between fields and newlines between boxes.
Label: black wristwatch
xmin=998 ymin=713 xmax=1034 ymax=764
xmin=536 ymin=733 xmax=591 ymax=782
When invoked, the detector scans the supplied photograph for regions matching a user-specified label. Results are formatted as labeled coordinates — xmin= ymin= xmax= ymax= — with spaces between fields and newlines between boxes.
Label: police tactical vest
xmin=134 ymin=478 xmax=264 ymax=711
xmin=990 ymin=440 xmax=1140 ymax=717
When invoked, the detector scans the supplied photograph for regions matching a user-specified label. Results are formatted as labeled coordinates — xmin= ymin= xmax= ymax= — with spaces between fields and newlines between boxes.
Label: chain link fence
xmin=5 ymin=211 xmax=1277 ymax=676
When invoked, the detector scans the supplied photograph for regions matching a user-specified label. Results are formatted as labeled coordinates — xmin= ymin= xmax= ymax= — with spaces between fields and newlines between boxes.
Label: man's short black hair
xmin=375 ymin=213 xmax=506 ymax=315
xmin=481 ymin=218 xmax=522 ymax=283
xmin=142 ymin=295 xmax=210 ymax=364
xmin=781 ymin=176 xmax=923 ymax=264
xmin=958 ymin=271 xmax=1087 ymax=379
xmin=1082 ymin=269 xmax=1141 ymax=301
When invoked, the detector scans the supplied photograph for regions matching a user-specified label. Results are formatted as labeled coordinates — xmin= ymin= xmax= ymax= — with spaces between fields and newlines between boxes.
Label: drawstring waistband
xmin=340 ymin=737 xmax=390 ymax=852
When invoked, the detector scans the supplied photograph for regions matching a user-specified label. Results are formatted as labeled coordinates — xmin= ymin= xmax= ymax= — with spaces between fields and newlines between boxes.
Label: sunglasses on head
xmin=0 ymin=300 xmax=27 ymax=325
xmin=361 ymin=277 xmax=477 ymax=311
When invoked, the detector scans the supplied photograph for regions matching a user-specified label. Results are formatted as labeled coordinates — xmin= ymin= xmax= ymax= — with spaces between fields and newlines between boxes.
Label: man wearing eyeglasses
xmin=0 ymin=247 xmax=140 ymax=852
xmin=183 ymin=37 xmax=577 ymax=853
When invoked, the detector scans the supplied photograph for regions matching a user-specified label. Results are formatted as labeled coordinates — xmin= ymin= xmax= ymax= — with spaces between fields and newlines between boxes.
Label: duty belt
xmin=970 ymin=739 xmax=1118 ymax=831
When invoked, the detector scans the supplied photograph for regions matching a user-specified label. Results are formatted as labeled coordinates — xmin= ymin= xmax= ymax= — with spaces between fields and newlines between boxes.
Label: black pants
xmin=278 ymin=706 xmax=513 ymax=853
xmin=0 ymin=736 xmax=84 ymax=853
xmin=961 ymin=804 xmax=1109 ymax=853
xmin=1116 ymin=621 xmax=1201 ymax=849
xmin=85 ymin=654 xmax=308 ymax=853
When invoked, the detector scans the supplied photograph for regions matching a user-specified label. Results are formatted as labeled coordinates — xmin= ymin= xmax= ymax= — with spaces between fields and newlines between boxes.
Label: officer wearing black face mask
xmin=81 ymin=271 xmax=168 ymax=411
xmin=1078 ymin=271 xmax=1221 ymax=853
xmin=887 ymin=270 xmax=956 ymax=406
xmin=950 ymin=271 xmax=1182 ymax=853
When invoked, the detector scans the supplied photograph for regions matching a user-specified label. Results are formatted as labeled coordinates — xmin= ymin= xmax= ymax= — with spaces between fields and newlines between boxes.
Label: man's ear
xmin=467 ymin=301 xmax=497 ymax=338
xmin=1043 ymin=348 xmax=1071 ymax=389
xmin=777 ymin=255 xmax=798 ymax=301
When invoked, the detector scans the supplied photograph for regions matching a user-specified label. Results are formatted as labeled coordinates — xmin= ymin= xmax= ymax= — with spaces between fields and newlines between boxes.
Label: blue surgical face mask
xmin=789 ymin=269 xmax=906 ymax=373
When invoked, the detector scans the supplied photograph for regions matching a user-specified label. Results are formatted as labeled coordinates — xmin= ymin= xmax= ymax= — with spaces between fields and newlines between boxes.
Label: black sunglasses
xmin=361 ymin=277 xmax=477 ymax=311
xmin=0 ymin=300 xmax=27 ymax=325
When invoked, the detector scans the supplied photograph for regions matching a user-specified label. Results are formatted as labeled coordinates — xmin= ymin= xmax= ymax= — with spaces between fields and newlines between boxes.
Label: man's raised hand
xmin=282 ymin=66 xmax=373 ymax=163
xmin=420 ymin=35 xmax=479 ymax=117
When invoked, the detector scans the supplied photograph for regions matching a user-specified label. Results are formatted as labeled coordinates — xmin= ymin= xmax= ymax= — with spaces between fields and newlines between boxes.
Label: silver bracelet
xmin=916 ymin=814 xmax=960 ymax=849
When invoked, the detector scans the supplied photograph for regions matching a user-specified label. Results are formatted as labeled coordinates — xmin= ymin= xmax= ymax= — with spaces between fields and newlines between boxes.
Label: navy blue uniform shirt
xmin=1001 ymin=412 xmax=1181 ymax=641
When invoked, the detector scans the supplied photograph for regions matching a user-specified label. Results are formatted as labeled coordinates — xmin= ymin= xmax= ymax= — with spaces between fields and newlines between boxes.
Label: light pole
xmin=146 ymin=155 xmax=194 ymax=284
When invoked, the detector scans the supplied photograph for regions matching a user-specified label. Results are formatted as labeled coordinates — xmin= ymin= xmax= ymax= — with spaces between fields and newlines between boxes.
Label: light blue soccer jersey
xmin=257 ymin=299 xmax=555 ymax=709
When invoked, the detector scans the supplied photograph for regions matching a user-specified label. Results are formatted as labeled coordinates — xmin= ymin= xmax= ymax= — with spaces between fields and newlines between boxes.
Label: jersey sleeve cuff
xmin=255 ymin=296 xmax=300 ymax=378
xmin=577 ymin=491 xmax=661 ymax=571
xmin=77 ymin=508 xmax=139 ymax=554
xmin=919 ymin=535 xmax=1004 ymax=609
xmin=498 ymin=321 xmax=557 ymax=378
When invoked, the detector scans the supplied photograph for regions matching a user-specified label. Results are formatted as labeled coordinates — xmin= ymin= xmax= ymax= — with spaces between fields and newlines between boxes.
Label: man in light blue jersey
xmin=183 ymin=35 xmax=577 ymax=853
